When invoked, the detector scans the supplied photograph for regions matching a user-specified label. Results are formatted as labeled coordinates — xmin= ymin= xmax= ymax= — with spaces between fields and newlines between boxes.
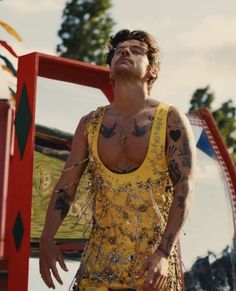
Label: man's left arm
xmin=157 ymin=106 xmax=196 ymax=258
xmin=138 ymin=106 xmax=196 ymax=290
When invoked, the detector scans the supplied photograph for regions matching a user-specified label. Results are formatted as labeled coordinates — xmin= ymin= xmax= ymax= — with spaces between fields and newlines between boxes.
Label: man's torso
xmin=97 ymin=99 xmax=161 ymax=174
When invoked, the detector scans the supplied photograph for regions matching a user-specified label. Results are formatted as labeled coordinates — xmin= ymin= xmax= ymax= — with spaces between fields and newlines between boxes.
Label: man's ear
xmin=148 ymin=65 xmax=157 ymax=79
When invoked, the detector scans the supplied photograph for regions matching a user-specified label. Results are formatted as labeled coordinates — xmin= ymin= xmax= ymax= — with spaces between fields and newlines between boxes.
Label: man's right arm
xmin=39 ymin=112 xmax=92 ymax=289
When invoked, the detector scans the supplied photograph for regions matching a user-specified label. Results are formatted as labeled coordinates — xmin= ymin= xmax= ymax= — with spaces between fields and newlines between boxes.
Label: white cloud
xmin=0 ymin=41 xmax=57 ymax=70
xmin=2 ymin=0 xmax=64 ymax=14
xmin=13 ymin=42 xmax=56 ymax=57
xmin=177 ymin=15 xmax=236 ymax=51
xmin=149 ymin=15 xmax=236 ymax=110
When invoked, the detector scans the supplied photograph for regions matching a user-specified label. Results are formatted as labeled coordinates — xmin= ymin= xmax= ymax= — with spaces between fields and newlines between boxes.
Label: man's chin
xmin=117 ymin=59 xmax=132 ymax=65
xmin=113 ymin=68 xmax=133 ymax=78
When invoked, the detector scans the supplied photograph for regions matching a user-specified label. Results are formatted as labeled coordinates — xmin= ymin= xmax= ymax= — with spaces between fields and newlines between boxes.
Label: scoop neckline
xmin=94 ymin=104 xmax=160 ymax=178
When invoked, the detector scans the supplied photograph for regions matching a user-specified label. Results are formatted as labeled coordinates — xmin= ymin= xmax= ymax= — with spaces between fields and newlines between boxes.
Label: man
xmin=39 ymin=29 xmax=195 ymax=290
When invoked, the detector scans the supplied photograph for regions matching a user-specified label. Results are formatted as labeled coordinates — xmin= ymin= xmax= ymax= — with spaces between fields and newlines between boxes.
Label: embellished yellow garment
xmin=74 ymin=103 xmax=182 ymax=290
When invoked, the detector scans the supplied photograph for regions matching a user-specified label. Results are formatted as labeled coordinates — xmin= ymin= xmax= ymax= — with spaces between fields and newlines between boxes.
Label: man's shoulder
xmin=81 ymin=106 xmax=106 ymax=124
xmin=147 ymin=98 xmax=173 ymax=109
xmin=166 ymin=105 xmax=193 ymax=140
xmin=80 ymin=111 xmax=95 ymax=127
xmin=166 ymin=105 xmax=188 ymax=122
xmin=146 ymin=98 xmax=159 ymax=107
xmin=79 ymin=105 xmax=108 ymax=134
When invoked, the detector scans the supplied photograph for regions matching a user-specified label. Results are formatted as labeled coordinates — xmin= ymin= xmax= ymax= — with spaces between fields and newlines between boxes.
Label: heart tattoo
xmin=169 ymin=129 xmax=181 ymax=142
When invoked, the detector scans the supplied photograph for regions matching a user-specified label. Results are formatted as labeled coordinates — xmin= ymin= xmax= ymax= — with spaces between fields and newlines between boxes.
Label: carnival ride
xmin=0 ymin=53 xmax=235 ymax=290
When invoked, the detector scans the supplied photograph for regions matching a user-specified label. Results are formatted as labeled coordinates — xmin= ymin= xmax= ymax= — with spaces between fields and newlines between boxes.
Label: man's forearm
xmin=156 ymin=177 xmax=193 ymax=257
xmin=40 ymin=187 xmax=74 ymax=240
xmin=159 ymin=106 xmax=196 ymax=258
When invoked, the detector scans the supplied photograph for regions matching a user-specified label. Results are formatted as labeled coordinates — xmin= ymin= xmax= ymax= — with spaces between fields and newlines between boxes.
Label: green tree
xmin=57 ymin=0 xmax=115 ymax=65
xmin=189 ymin=86 xmax=214 ymax=111
xmin=189 ymin=86 xmax=236 ymax=164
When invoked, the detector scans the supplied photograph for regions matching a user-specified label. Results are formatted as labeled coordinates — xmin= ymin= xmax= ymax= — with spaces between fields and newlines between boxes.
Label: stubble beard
xmin=111 ymin=64 xmax=139 ymax=82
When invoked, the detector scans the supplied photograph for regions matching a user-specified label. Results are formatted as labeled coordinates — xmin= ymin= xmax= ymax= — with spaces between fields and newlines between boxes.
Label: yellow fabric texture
xmin=74 ymin=103 xmax=182 ymax=291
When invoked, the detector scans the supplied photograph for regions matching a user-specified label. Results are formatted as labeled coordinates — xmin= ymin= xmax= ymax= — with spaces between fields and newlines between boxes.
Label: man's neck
xmin=112 ymin=79 xmax=149 ymax=114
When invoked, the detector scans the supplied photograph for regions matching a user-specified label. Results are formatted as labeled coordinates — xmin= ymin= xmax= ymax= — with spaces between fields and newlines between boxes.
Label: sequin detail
xmin=73 ymin=103 xmax=182 ymax=290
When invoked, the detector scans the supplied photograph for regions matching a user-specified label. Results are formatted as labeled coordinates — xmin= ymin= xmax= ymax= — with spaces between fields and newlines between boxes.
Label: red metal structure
xmin=0 ymin=100 xmax=14 ymax=289
xmin=0 ymin=53 xmax=112 ymax=291
xmin=0 ymin=52 xmax=235 ymax=290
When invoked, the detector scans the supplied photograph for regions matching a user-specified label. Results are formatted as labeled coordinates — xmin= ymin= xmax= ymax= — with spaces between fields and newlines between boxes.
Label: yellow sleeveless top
xmin=76 ymin=102 xmax=182 ymax=290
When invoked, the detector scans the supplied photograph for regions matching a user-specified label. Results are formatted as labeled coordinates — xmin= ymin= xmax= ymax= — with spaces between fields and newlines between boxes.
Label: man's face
xmin=110 ymin=39 xmax=150 ymax=82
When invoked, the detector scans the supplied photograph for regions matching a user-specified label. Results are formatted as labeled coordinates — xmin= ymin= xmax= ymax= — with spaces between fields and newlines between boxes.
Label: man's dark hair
xmin=106 ymin=29 xmax=160 ymax=93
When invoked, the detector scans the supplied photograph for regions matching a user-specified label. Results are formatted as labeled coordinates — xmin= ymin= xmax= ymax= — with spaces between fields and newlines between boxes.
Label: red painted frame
xmin=0 ymin=100 xmax=14 ymax=289
xmin=2 ymin=52 xmax=112 ymax=291
xmin=1 ymin=52 xmax=235 ymax=291
xmin=190 ymin=109 xmax=236 ymax=240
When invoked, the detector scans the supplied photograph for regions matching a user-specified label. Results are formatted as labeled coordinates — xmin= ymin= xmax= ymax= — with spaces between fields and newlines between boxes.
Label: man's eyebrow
xmin=115 ymin=44 xmax=147 ymax=49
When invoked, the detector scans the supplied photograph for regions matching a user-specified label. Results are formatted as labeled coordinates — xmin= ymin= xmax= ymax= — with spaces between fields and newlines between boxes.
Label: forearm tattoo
xmin=158 ymin=245 xmax=169 ymax=258
xmin=178 ymin=135 xmax=192 ymax=168
xmin=158 ymin=233 xmax=174 ymax=257
xmin=178 ymin=178 xmax=190 ymax=227
xmin=177 ymin=195 xmax=185 ymax=209
xmin=54 ymin=188 xmax=71 ymax=219
xmin=168 ymin=159 xmax=181 ymax=185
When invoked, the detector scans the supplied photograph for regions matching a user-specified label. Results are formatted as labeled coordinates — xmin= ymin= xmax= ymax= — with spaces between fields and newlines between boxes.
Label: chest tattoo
xmin=132 ymin=119 xmax=153 ymax=137
xmin=100 ymin=122 xmax=117 ymax=138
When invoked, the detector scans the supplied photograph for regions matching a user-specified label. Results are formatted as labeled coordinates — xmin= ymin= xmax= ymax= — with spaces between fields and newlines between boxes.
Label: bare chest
xmin=97 ymin=107 xmax=157 ymax=171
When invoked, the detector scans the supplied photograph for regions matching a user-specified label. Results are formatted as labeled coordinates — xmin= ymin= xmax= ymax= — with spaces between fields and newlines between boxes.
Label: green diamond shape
xmin=14 ymin=83 xmax=32 ymax=159
xmin=12 ymin=211 xmax=24 ymax=251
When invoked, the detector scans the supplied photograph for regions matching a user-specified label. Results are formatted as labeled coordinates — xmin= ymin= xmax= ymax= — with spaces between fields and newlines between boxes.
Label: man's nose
xmin=121 ymin=48 xmax=130 ymax=56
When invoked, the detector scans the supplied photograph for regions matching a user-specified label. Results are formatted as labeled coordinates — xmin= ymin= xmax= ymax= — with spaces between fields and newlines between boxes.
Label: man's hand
xmin=39 ymin=236 xmax=68 ymax=289
xmin=136 ymin=251 xmax=169 ymax=291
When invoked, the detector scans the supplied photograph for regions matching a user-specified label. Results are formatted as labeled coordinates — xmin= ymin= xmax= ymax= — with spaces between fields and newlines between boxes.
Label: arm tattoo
xmin=179 ymin=210 xmax=185 ymax=228
xmin=169 ymin=129 xmax=181 ymax=142
xmin=181 ymin=177 xmax=190 ymax=195
xmin=177 ymin=195 xmax=185 ymax=209
xmin=178 ymin=135 xmax=192 ymax=168
xmin=168 ymin=159 xmax=181 ymax=185
xmin=168 ymin=145 xmax=177 ymax=158
xmin=165 ymin=233 xmax=174 ymax=252
xmin=132 ymin=119 xmax=152 ymax=137
xmin=178 ymin=178 xmax=190 ymax=226
xmin=177 ymin=178 xmax=189 ymax=208
xmin=100 ymin=122 xmax=117 ymax=138
xmin=54 ymin=188 xmax=71 ymax=219
xmin=158 ymin=233 xmax=174 ymax=257
xmin=158 ymin=245 xmax=169 ymax=258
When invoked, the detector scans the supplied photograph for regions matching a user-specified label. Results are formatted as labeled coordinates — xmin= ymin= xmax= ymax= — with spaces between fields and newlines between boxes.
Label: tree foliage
xmin=57 ymin=0 xmax=115 ymax=65
xmin=189 ymin=86 xmax=236 ymax=164
xmin=184 ymin=247 xmax=235 ymax=290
